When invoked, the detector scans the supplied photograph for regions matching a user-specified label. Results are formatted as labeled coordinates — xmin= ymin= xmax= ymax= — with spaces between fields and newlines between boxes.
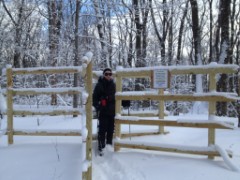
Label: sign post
xmin=152 ymin=69 xmax=169 ymax=134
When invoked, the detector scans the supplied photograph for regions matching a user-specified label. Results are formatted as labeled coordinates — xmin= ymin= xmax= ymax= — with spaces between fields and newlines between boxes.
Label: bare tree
xmin=176 ymin=0 xmax=189 ymax=65
xmin=149 ymin=0 xmax=169 ymax=65
xmin=167 ymin=0 xmax=174 ymax=66
xmin=73 ymin=0 xmax=82 ymax=114
xmin=208 ymin=0 xmax=214 ymax=63
xmin=216 ymin=0 xmax=231 ymax=116
xmin=47 ymin=0 xmax=63 ymax=105
xmin=93 ymin=0 xmax=108 ymax=68
xmin=118 ymin=1 xmax=135 ymax=67
xmin=1 ymin=0 xmax=35 ymax=68
xmin=189 ymin=0 xmax=202 ymax=66
xmin=173 ymin=0 xmax=189 ymax=115
xmin=189 ymin=0 xmax=204 ymax=96
xmin=133 ymin=0 xmax=149 ymax=67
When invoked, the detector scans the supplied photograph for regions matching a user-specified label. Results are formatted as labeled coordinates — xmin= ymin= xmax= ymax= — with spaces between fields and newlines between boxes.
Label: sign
xmin=152 ymin=69 xmax=169 ymax=89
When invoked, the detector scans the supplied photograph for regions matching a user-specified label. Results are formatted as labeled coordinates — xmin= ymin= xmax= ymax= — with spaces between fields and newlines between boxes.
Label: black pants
xmin=98 ymin=114 xmax=114 ymax=151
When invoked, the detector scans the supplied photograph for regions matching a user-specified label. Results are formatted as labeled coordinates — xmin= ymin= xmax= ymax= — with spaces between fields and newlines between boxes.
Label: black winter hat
xmin=103 ymin=68 xmax=112 ymax=74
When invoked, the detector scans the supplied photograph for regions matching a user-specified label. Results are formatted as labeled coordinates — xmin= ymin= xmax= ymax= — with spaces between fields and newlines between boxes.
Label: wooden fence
xmin=114 ymin=64 xmax=240 ymax=161
xmin=5 ymin=52 xmax=93 ymax=180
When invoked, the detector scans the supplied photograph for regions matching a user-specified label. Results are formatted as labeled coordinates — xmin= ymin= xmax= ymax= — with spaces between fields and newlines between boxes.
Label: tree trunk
xmin=229 ymin=0 xmax=237 ymax=92
xmin=93 ymin=0 xmax=107 ymax=68
xmin=2 ymin=0 xmax=25 ymax=68
xmin=48 ymin=0 xmax=63 ymax=105
xmin=177 ymin=1 xmax=189 ymax=65
xmin=216 ymin=0 xmax=231 ymax=116
xmin=133 ymin=0 xmax=142 ymax=67
xmin=174 ymin=1 xmax=189 ymax=115
xmin=141 ymin=0 xmax=149 ymax=65
xmin=189 ymin=0 xmax=201 ymax=65
xmin=127 ymin=18 xmax=134 ymax=67
xmin=73 ymin=0 xmax=81 ymax=116
xmin=150 ymin=0 xmax=168 ymax=65
xmin=208 ymin=0 xmax=214 ymax=62
xmin=189 ymin=0 xmax=203 ymax=95
xmin=168 ymin=0 xmax=174 ymax=66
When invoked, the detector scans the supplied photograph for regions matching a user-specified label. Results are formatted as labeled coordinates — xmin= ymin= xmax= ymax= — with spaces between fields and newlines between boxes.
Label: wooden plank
xmin=116 ymin=65 xmax=238 ymax=78
xmin=114 ymin=75 xmax=122 ymax=152
xmin=6 ymin=67 xmax=14 ymax=144
xmin=122 ymin=112 xmax=158 ymax=117
xmin=12 ymin=87 xmax=83 ymax=95
xmin=114 ymin=142 xmax=232 ymax=157
xmin=13 ymin=109 xmax=81 ymax=116
xmin=12 ymin=131 xmax=81 ymax=136
xmin=85 ymin=58 xmax=93 ymax=180
xmin=116 ymin=71 xmax=152 ymax=78
xmin=121 ymin=131 xmax=167 ymax=138
xmin=115 ymin=93 xmax=238 ymax=102
xmin=121 ymin=111 xmax=168 ymax=117
xmin=115 ymin=75 xmax=122 ymax=138
xmin=115 ymin=119 xmax=234 ymax=129
xmin=158 ymin=89 xmax=165 ymax=133
xmin=12 ymin=66 xmax=82 ymax=75
xmin=208 ymin=73 xmax=217 ymax=159
xmin=169 ymin=66 xmax=238 ymax=75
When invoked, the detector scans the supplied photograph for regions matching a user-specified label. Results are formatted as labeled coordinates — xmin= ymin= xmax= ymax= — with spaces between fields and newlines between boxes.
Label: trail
xmin=92 ymin=145 xmax=146 ymax=180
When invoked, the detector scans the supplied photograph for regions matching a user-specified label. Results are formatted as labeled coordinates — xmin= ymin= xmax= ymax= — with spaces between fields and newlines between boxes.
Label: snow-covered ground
xmin=0 ymin=114 xmax=240 ymax=180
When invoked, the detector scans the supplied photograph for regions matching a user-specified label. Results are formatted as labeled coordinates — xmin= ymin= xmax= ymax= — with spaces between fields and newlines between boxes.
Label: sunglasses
xmin=104 ymin=72 xmax=112 ymax=76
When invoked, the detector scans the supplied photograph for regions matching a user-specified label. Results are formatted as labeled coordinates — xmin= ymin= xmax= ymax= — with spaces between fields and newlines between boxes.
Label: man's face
xmin=103 ymin=71 xmax=113 ymax=81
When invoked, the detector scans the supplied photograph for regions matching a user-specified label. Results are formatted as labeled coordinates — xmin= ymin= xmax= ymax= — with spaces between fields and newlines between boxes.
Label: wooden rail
xmin=12 ymin=130 xmax=81 ymax=136
xmin=114 ymin=141 xmax=233 ymax=158
xmin=12 ymin=87 xmax=84 ymax=95
xmin=115 ymin=117 xmax=234 ymax=129
xmin=115 ymin=64 xmax=238 ymax=77
xmin=115 ymin=92 xmax=239 ymax=102
xmin=13 ymin=108 xmax=81 ymax=116
xmin=12 ymin=66 xmax=82 ymax=75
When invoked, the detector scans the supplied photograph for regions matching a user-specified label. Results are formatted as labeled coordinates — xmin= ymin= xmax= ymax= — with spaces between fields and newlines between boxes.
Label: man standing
xmin=93 ymin=68 xmax=116 ymax=156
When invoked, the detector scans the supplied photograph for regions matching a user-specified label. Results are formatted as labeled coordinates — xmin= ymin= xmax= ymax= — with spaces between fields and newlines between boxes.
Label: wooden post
xmin=158 ymin=89 xmax=165 ymax=134
xmin=84 ymin=60 xmax=93 ymax=180
xmin=6 ymin=66 xmax=13 ymax=144
xmin=114 ymin=73 xmax=122 ymax=151
xmin=208 ymin=73 xmax=216 ymax=159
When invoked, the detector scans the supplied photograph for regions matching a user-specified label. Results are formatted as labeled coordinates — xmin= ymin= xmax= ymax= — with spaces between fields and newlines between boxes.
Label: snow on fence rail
xmin=5 ymin=52 xmax=93 ymax=180
xmin=113 ymin=64 xmax=240 ymax=171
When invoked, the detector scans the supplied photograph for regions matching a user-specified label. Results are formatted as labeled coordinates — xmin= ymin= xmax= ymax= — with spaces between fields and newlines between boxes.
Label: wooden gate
xmin=114 ymin=64 xmax=240 ymax=165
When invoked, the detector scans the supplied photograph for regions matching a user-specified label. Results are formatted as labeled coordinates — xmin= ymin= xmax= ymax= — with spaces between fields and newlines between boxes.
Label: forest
xmin=0 ymin=0 xmax=239 ymax=117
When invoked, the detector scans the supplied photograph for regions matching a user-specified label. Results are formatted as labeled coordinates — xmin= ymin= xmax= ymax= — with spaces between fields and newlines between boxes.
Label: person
xmin=93 ymin=68 xmax=116 ymax=156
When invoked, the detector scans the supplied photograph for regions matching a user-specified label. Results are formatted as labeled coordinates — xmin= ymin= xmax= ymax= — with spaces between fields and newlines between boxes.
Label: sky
xmin=0 ymin=112 xmax=240 ymax=180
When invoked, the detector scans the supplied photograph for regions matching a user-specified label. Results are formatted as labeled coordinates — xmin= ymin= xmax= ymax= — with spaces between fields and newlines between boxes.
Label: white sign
xmin=152 ymin=69 xmax=168 ymax=89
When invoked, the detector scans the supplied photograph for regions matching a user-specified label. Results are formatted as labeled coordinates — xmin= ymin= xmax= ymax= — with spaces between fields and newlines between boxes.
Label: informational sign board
xmin=152 ymin=69 xmax=169 ymax=89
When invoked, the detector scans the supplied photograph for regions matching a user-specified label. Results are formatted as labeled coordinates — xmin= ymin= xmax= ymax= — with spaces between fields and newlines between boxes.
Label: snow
xmin=0 ymin=88 xmax=7 ymax=114
xmin=0 ymin=114 xmax=240 ymax=180
xmin=214 ymin=144 xmax=239 ymax=172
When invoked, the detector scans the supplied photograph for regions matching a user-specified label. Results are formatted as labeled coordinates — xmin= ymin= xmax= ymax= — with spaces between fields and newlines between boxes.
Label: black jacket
xmin=93 ymin=76 xmax=116 ymax=116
